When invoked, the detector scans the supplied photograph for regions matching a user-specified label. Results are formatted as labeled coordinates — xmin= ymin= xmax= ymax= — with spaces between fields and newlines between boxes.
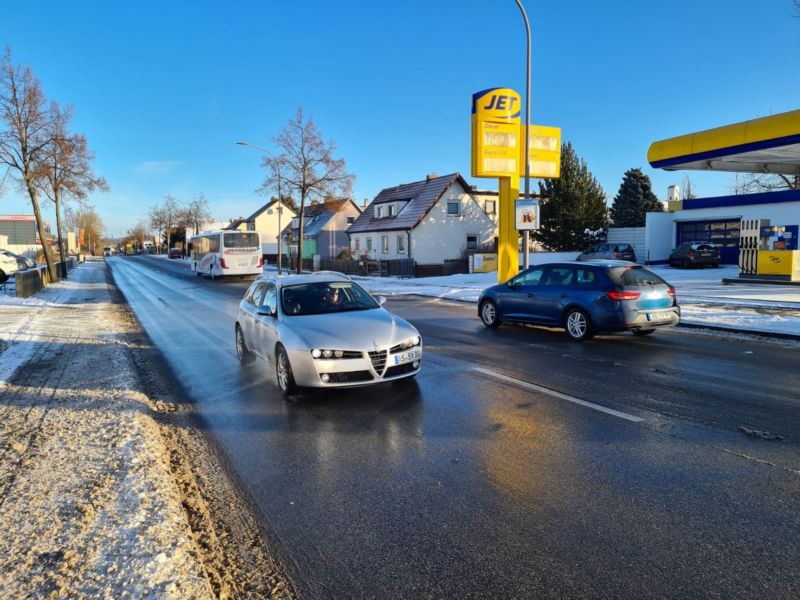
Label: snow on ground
xmin=0 ymin=261 xmax=214 ymax=598
xmin=335 ymin=264 xmax=800 ymax=337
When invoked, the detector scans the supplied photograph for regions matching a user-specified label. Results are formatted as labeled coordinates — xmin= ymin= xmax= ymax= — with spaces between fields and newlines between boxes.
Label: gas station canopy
xmin=648 ymin=109 xmax=800 ymax=175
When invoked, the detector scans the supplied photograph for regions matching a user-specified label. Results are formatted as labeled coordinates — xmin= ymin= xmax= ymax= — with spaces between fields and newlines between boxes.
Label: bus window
xmin=224 ymin=232 xmax=259 ymax=248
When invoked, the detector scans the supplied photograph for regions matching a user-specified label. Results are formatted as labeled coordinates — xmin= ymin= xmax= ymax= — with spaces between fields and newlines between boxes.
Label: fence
xmin=284 ymin=256 xmax=467 ymax=279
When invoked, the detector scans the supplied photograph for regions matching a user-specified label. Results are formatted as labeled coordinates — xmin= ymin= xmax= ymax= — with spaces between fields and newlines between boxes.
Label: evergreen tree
xmin=534 ymin=142 xmax=608 ymax=251
xmin=609 ymin=168 xmax=663 ymax=227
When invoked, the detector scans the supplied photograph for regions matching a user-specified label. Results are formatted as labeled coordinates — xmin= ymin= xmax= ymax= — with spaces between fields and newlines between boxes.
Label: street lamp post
xmin=237 ymin=141 xmax=286 ymax=273
xmin=515 ymin=0 xmax=532 ymax=269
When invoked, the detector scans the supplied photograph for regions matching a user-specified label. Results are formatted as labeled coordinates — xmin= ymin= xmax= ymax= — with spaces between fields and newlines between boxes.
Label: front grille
xmin=325 ymin=371 xmax=373 ymax=383
xmin=384 ymin=363 xmax=418 ymax=378
xmin=368 ymin=349 xmax=387 ymax=374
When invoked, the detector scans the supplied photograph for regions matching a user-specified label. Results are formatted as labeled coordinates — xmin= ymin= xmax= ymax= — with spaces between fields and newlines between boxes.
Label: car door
xmin=496 ymin=267 xmax=545 ymax=321
xmin=241 ymin=282 xmax=267 ymax=355
xmin=532 ymin=265 xmax=577 ymax=324
xmin=254 ymin=282 xmax=279 ymax=362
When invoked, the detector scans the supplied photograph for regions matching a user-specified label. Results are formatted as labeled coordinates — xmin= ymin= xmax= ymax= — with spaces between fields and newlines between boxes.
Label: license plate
xmin=648 ymin=311 xmax=673 ymax=321
xmin=393 ymin=348 xmax=422 ymax=365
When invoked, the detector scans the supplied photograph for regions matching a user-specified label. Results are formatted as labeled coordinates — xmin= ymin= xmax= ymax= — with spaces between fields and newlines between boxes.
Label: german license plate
xmin=648 ymin=311 xmax=672 ymax=321
xmin=393 ymin=348 xmax=422 ymax=365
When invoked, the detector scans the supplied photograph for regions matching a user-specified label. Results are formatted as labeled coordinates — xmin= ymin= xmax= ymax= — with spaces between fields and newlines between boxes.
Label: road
xmin=108 ymin=256 xmax=800 ymax=599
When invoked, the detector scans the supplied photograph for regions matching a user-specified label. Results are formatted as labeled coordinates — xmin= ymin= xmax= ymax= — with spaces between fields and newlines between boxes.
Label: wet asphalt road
xmin=108 ymin=256 xmax=800 ymax=599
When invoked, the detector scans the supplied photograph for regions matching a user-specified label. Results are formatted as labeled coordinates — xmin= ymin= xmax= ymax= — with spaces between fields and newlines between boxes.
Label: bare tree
xmin=182 ymin=193 xmax=212 ymax=236
xmin=728 ymin=172 xmax=800 ymax=195
xmin=147 ymin=195 xmax=183 ymax=250
xmin=681 ymin=174 xmax=696 ymax=200
xmin=38 ymin=101 xmax=108 ymax=276
xmin=67 ymin=204 xmax=104 ymax=255
xmin=0 ymin=48 xmax=58 ymax=278
xmin=267 ymin=107 xmax=354 ymax=273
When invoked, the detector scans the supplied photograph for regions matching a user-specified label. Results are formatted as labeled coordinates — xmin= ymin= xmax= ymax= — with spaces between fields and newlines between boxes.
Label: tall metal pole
xmin=276 ymin=172 xmax=283 ymax=274
xmin=236 ymin=140 xmax=285 ymax=274
xmin=515 ymin=0 xmax=532 ymax=270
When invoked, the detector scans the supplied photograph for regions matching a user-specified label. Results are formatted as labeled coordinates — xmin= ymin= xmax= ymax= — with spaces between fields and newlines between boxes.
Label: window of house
xmin=397 ymin=235 xmax=406 ymax=254
xmin=366 ymin=238 xmax=373 ymax=252
xmin=484 ymin=200 xmax=496 ymax=215
xmin=466 ymin=235 xmax=478 ymax=250
xmin=381 ymin=235 xmax=389 ymax=253
xmin=388 ymin=205 xmax=395 ymax=217
xmin=376 ymin=206 xmax=383 ymax=218
xmin=347 ymin=216 xmax=355 ymax=224
xmin=354 ymin=239 xmax=361 ymax=252
xmin=447 ymin=201 xmax=460 ymax=216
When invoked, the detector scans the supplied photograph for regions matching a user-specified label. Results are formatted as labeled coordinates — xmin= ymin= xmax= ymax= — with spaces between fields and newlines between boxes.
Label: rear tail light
xmin=613 ymin=251 xmax=620 ymax=258
xmin=220 ymin=258 xmax=227 ymax=269
xmin=688 ymin=251 xmax=696 ymax=258
xmin=667 ymin=288 xmax=676 ymax=297
xmin=258 ymin=257 xmax=263 ymax=268
xmin=606 ymin=290 xmax=641 ymax=301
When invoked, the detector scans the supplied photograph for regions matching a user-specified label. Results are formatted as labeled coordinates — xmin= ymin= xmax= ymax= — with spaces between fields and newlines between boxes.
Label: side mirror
xmin=376 ymin=295 xmax=387 ymax=306
xmin=257 ymin=306 xmax=277 ymax=317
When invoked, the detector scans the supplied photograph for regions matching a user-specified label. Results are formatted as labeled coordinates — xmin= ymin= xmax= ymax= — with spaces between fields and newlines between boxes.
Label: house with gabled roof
xmin=346 ymin=173 xmax=496 ymax=264
xmin=283 ymin=197 xmax=362 ymax=259
xmin=225 ymin=199 xmax=297 ymax=255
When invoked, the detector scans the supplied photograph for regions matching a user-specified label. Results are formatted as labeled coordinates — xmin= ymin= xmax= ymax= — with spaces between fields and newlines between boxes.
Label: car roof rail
xmin=309 ymin=270 xmax=352 ymax=280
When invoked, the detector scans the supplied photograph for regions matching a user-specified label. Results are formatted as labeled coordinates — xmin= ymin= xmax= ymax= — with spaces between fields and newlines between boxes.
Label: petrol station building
xmin=644 ymin=109 xmax=800 ymax=276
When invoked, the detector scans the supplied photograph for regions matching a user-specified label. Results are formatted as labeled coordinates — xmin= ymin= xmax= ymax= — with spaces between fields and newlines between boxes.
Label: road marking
xmin=471 ymin=367 xmax=645 ymax=423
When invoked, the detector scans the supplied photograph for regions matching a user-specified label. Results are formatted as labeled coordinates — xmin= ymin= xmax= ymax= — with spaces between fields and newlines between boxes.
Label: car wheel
xmin=564 ymin=308 xmax=594 ymax=341
xmin=275 ymin=344 xmax=298 ymax=396
xmin=0 ymin=270 xmax=7 ymax=284
xmin=235 ymin=324 xmax=255 ymax=364
xmin=632 ymin=328 xmax=655 ymax=336
xmin=479 ymin=300 xmax=501 ymax=328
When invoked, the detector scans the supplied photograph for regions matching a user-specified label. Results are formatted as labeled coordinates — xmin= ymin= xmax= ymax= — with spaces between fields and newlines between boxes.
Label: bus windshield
xmin=224 ymin=232 xmax=259 ymax=248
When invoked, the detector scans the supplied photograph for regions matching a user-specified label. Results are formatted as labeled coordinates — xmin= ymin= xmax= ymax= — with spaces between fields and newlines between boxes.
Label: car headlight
xmin=390 ymin=336 xmax=422 ymax=352
xmin=311 ymin=349 xmax=358 ymax=360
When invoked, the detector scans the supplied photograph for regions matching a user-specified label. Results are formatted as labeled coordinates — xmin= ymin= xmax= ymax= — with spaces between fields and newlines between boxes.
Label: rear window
xmin=224 ymin=232 xmax=259 ymax=248
xmin=606 ymin=266 xmax=667 ymax=287
xmin=693 ymin=243 xmax=716 ymax=251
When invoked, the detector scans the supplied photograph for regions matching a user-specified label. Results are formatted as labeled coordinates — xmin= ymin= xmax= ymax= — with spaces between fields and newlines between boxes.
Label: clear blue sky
xmin=2 ymin=0 xmax=798 ymax=237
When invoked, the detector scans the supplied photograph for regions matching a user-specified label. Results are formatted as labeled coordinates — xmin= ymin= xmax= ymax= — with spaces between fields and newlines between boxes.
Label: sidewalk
xmin=0 ymin=260 xmax=214 ymax=597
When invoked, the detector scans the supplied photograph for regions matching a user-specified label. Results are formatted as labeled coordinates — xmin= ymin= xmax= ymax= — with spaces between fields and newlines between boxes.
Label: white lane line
xmin=471 ymin=367 xmax=645 ymax=423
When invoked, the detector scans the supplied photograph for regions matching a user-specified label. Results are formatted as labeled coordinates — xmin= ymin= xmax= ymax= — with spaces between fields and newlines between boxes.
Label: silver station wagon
xmin=235 ymin=272 xmax=422 ymax=395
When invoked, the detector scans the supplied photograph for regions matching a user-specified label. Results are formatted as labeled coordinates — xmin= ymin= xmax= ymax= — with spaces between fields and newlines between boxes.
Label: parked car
xmin=478 ymin=261 xmax=679 ymax=341
xmin=235 ymin=273 xmax=422 ymax=395
xmin=669 ymin=241 xmax=721 ymax=268
xmin=576 ymin=243 xmax=637 ymax=262
xmin=168 ymin=248 xmax=182 ymax=259
xmin=0 ymin=249 xmax=35 ymax=271
xmin=0 ymin=250 xmax=20 ymax=283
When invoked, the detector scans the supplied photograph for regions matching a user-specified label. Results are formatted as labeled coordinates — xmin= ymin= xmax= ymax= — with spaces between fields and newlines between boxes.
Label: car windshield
xmin=606 ymin=266 xmax=668 ymax=287
xmin=280 ymin=281 xmax=379 ymax=316
xmin=224 ymin=232 xmax=259 ymax=248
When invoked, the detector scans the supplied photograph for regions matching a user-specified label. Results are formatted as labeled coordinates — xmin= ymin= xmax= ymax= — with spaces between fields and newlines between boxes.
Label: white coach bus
xmin=191 ymin=230 xmax=263 ymax=279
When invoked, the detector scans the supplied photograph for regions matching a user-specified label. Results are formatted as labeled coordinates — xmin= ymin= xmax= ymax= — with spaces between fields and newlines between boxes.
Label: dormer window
xmin=388 ymin=205 xmax=395 ymax=217
xmin=376 ymin=206 xmax=383 ymax=218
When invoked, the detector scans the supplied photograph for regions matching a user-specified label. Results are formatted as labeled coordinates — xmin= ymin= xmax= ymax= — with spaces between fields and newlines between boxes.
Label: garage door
xmin=676 ymin=219 xmax=740 ymax=264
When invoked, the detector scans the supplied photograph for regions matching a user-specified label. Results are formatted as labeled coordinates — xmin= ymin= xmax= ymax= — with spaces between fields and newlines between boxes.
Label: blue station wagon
xmin=478 ymin=261 xmax=680 ymax=341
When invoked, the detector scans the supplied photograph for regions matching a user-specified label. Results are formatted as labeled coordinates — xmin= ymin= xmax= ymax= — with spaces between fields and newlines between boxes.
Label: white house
xmin=347 ymin=173 xmax=496 ymax=264
xmin=232 ymin=199 xmax=297 ymax=256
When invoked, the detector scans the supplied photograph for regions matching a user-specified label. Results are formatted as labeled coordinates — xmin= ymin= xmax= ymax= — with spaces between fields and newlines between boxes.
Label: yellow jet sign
xmin=471 ymin=88 xmax=521 ymax=178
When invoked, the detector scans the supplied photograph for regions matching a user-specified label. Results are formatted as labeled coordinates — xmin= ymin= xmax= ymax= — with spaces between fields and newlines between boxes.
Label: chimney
xmin=426 ymin=172 xmax=438 ymax=181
